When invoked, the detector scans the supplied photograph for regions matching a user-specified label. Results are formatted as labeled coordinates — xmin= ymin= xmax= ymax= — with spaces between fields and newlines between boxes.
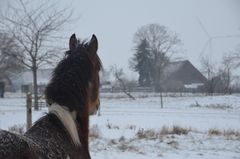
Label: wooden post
xmin=160 ymin=91 xmax=163 ymax=109
xmin=98 ymin=105 xmax=101 ymax=116
xmin=26 ymin=92 xmax=32 ymax=130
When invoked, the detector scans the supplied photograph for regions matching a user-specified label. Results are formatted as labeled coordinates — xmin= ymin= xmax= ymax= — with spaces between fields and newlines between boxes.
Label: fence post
xmin=26 ymin=92 xmax=32 ymax=130
xmin=98 ymin=105 xmax=101 ymax=116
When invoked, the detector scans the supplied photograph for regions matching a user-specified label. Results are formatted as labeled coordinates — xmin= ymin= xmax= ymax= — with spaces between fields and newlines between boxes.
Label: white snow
xmin=184 ymin=83 xmax=204 ymax=89
xmin=0 ymin=93 xmax=240 ymax=159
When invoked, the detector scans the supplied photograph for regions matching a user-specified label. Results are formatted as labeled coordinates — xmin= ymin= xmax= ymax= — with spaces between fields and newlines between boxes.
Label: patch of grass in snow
xmin=224 ymin=129 xmax=240 ymax=138
xmin=208 ymin=128 xmax=222 ymax=136
xmin=90 ymin=124 xmax=240 ymax=156
xmin=190 ymin=102 xmax=233 ymax=109
xmin=190 ymin=101 xmax=201 ymax=107
xmin=117 ymin=138 xmax=139 ymax=152
xmin=136 ymin=128 xmax=157 ymax=140
xmin=117 ymin=142 xmax=139 ymax=152
xmin=136 ymin=126 xmax=191 ymax=140
xmin=208 ymin=128 xmax=240 ymax=139
xmin=205 ymin=103 xmax=233 ymax=109
xmin=125 ymin=124 xmax=136 ymax=130
xmin=106 ymin=120 xmax=120 ymax=130
xmin=160 ymin=125 xmax=191 ymax=136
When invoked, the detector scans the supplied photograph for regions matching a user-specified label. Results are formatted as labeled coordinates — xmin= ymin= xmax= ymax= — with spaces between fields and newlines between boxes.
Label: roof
xmin=163 ymin=60 xmax=186 ymax=76
xmin=163 ymin=60 xmax=207 ymax=84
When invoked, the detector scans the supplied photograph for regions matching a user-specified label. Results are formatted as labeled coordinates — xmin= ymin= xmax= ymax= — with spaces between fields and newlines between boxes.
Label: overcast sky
xmin=66 ymin=0 xmax=240 ymax=76
xmin=1 ymin=0 xmax=240 ymax=77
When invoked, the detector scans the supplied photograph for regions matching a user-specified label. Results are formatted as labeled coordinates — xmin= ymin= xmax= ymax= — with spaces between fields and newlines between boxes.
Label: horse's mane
xmin=45 ymin=40 xmax=102 ymax=113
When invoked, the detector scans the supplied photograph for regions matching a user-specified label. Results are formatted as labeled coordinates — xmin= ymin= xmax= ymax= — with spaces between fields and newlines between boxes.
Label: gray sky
xmin=66 ymin=0 xmax=240 ymax=76
xmin=1 ymin=0 xmax=240 ymax=77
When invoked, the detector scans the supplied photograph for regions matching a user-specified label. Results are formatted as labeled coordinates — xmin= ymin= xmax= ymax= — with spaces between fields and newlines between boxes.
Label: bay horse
xmin=0 ymin=34 xmax=102 ymax=159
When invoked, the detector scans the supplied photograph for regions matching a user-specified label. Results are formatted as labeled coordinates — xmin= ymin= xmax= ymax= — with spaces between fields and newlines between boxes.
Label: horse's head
xmin=68 ymin=34 xmax=102 ymax=115
xmin=45 ymin=34 xmax=102 ymax=116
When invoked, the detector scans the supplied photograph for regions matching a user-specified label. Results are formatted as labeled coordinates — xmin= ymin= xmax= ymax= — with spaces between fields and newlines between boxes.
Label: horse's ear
xmin=88 ymin=34 xmax=98 ymax=55
xmin=69 ymin=34 xmax=77 ymax=51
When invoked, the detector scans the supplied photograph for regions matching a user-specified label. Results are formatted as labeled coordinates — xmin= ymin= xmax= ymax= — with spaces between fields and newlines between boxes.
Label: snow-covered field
xmin=0 ymin=93 xmax=240 ymax=159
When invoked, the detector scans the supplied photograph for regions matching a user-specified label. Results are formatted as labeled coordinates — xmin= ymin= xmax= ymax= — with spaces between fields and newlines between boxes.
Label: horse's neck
xmin=49 ymin=103 xmax=91 ymax=158
xmin=49 ymin=103 xmax=81 ymax=146
xmin=77 ymin=115 xmax=89 ymax=143
xmin=76 ymin=120 xmax=90 ymax=159
xmin=76 ymin=104 xmax=91 ymax=158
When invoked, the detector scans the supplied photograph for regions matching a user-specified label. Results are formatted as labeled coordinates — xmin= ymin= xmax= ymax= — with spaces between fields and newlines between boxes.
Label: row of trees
xmin=201 ymin=48 xmax=240 ymax=95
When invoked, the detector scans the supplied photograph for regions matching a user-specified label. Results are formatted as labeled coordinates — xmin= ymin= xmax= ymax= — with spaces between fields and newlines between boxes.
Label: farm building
xmin=101 ymin=60 xmax=207 ymax=93
xmin=0 ymin=74 xmax=15 ymax=96
xmin=21 ymin=69 xmax=52 ymax=94
xmin=10 ymin=69 xmax=53 ymax=94
xmin=162 ymin=60 xmax=207 ymax=92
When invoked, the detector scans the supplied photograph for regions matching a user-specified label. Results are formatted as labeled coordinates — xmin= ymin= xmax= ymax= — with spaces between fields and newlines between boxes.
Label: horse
xmin=0 ymin=34 xmax=102 ymax=159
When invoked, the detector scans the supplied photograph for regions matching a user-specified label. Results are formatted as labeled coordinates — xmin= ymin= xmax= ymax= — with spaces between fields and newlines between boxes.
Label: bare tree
xmin=216 ymin=45 xmax=240 ymax=94
xmin=201 ymin=55 xmax=236 ymax=94
xmin=133 ymin=24 xmax=181 ymax=90
xmin=111 ymin=66 xmax=135 ymax=100
xmin=0 ymin=0 xmax=72 ymax=110
xmin=220 ymin=55 xmax=237 ymax=94
xmin=200 ymin=56 xmax=217 ymax=95
xmin=133 ymin=24 xmax=181 ymax=108
xmin=227 ymin=45 xmax=240 ymax=68
xmin=200 ymin=56 xmax=215 ymax=81
xmin=223 ymin=46 xmax=240 ymax=93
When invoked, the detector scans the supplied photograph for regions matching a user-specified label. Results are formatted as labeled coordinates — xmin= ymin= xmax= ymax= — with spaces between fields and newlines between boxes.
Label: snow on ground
xmin=0 ymin=93 xmax=240 ymax=159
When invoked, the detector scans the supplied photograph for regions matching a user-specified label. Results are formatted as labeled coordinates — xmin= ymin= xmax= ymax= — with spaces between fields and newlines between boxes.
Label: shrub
xmin=223 ymin=129 xmax=240 ymax=137
xmin=172 ymin=125 xmax=189 ymax=135
xmin=160 ymin=125 xmax=191 ymax=136
xmin=208 ymin=128 xmax=222 ymax=136
xmin=136 ymin=128 xmax=157 ymax=139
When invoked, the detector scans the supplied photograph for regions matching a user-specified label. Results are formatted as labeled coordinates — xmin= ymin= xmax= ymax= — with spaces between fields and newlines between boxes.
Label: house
xmin=100 ymin=60 xmax=207 ymax=93
xmin=11 ymin=69 xmax=53 ymax=93
xmin=162 ymin=60 xmax=207 ymax=91
xmin=0 ymin=74 xmax=14 ymax=96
